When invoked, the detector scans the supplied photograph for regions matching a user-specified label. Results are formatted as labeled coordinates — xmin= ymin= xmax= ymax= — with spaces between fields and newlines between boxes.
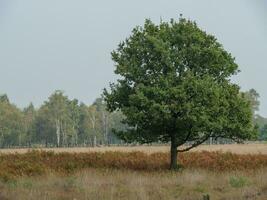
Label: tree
xmin=78 ymin=104 xmax=102 ymax=146
xmin=259 ymin=124 xmax=267 ymax=141
xmin=34 ymin=105 xmax=56 ymax=147
xmin=108 ymin=110 xmax=127 ymax=144
xmin=0 ymin=97 xmax=24 ymax=147
xmin=23 ymin=103 xmax=36 ymax=147
xmin=66 ymin=99 xmax=81 ymax=146
xmin=77 ymin=99 xmax=124 ymax=147
xmin=0 ymin=94 xmax=10 ymax=104
xmin=93 ymin=98 xmax=110 ymax=145
xmin=45 ymin=91 xmax=69 ymax=147
xmin=104 ymin=18 xmax=256 ymax=169
xmin=35 ymin=90 xmax=75 ymax=147
xmin=87 ymin=104 xmax=101 ymax=146
xmin=244 ymin=89 xmax=260 ymax=115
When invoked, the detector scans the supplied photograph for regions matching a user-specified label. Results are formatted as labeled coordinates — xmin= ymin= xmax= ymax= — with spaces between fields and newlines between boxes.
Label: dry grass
xmin=0 ymin=145 xmax=267 ymax=199
xmin=0 ymin=143 xmax=266 ymax=155
xmin=1 ymin=168 xmax=267 ymax=200
xmin=0 ymin=145 xmax=169 ymax=154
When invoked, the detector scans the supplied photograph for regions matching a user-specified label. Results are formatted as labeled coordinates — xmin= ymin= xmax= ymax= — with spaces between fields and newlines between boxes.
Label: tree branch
xmin=177 ymin=135 xmax=210 ymax=152
xmin=177 ymin=132 xmax=245 ymax=153
xmin=177 ymin=129 xmax=192 ymax=146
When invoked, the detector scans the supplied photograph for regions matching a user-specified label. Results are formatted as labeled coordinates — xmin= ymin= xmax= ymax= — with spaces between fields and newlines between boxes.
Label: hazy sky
xmin=0 ymin=0 xmax=267 ymax=116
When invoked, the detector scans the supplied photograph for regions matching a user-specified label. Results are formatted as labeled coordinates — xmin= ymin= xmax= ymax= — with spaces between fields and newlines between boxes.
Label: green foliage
xmin=254 ymin=115 xmax=267 ymax=128
xmin=244 ymin=89 xmax=260 ymax=115
xmin=0 ymin=99 xmax=25 ymax=147
xmin=0 ymin=92 xmax=125 ymax=148
xmin=229 ymin=176 xmax=250 ymax=188
xmin=194 ymin=185 xmax=206 ymax=193
xmin=259 ymin=124 xmax=267 ymax=141
xmin=23 ymin=103 xmax=36 ymax=146
xmin=0 ymin=94 xmax=9 ymax=103
xmin=104 ymin=18 xmax=255 ymax=152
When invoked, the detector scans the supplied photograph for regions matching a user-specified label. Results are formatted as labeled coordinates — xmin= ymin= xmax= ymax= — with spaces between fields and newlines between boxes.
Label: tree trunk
xmin=56 ymin=119 xmax=60 ymax=147
xmin=45 ymin=139 xmax=48 ymax=148
xmin=93 ymin=135 xmax=97 ymax=147
xmin=170 ymin=136 xmax=178 ymax=170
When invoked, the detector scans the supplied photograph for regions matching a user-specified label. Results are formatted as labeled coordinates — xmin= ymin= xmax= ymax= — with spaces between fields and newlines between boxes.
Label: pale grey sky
xmin=0 ymin=0 xmax=267 ymax=116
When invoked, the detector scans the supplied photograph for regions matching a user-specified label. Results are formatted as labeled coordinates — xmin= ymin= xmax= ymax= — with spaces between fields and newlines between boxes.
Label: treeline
xmin=0 ymin=89 xmax=267 ymax=148
xmin=244 ymin=89 xmax=267 ymax=141
xmin=0 ymin=91 xmax=126 ymax=148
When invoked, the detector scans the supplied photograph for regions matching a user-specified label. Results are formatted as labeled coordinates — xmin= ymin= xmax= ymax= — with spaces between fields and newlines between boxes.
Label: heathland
xmin=0 ymin=144 xmax=266 ymax=200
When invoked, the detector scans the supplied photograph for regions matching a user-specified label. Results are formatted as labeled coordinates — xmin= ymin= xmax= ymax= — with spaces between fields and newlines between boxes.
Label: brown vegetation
xmin=0 ymin=146 xmax=266 ymax=199
xmin=1 ymin=169 xmax=267 ymax=200
xmin=0 ymin=150 xmax=267 ymax=182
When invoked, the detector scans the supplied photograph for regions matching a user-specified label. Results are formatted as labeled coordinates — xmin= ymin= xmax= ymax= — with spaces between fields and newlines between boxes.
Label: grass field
xmin=0 ymin=144 xmax=267 ymax=200
xmin=1 ymin=169 xmax=267 ymax=200
xmin=0 ymin=143 xmax=267 ymax=154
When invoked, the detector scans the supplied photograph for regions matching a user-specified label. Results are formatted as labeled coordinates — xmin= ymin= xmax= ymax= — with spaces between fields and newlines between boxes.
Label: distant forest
xmin=0 ymin=90 xmax=126 ymax=148
xmin=0 ymin=89 xmax=266 ymax=148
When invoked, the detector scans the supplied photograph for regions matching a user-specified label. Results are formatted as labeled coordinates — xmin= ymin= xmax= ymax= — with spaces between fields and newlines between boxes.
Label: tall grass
xmin=1 ymin=168 xmax=267 ymax=200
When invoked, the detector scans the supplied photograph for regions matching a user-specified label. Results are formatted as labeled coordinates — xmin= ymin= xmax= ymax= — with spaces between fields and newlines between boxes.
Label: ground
xmin=0 ymin=144 xmax=267 ymax=200
xmin=1 ymin=169 xmax=267 ymax=200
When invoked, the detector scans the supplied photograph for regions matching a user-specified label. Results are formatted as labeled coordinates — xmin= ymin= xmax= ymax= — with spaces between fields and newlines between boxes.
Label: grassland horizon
xmin=0 ymin=143 xmax=266 ymax=155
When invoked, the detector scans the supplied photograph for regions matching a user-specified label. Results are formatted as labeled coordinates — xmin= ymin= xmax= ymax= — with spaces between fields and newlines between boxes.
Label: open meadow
xmin=0 ymin=144 xmax=266 ymax=199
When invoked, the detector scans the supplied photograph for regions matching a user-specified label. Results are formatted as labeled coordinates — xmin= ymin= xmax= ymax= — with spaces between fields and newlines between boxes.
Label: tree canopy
xmin=104 ymin=18 xmax=256 ymax=169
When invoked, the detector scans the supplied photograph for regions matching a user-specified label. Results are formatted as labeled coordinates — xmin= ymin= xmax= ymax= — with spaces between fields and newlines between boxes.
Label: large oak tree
xmin=104 ymin=18 xmax=256 ymax=169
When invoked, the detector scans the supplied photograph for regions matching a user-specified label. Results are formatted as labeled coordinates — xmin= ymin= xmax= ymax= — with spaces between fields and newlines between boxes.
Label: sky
xmin=0 ymin=0 xmax=267 ymax=116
